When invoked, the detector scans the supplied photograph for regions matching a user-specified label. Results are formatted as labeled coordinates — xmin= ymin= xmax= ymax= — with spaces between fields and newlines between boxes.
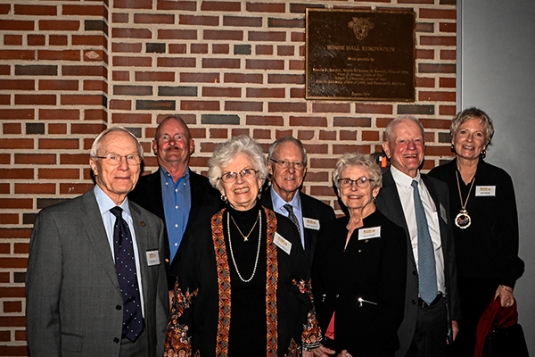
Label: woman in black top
xmin=429 ymin=107 xmax=524 ymax=357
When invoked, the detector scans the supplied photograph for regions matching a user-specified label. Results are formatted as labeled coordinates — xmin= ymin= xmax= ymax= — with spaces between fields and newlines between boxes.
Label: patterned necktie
xmin=283 ymin=203 xmax=301 ymax=238
xmin=110 ymin=206 xmax=144 ymax=342
xmin=411 ymin=180 xmax=438 ymax=305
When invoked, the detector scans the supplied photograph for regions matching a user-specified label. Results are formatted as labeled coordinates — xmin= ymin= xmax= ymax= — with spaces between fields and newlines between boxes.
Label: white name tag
xmin=358 ymin=226 xmax=381 ymax=240
xmin=274 ymin=232 xmax=292 ymax=255
xmin=476 ymin=186 xmax=496 ymax=196
xmin=146 ymin=250 xmax=161 ymax=266
xmin=303 ymin=217 xmax=320 ymax=230
xmin=440 ymin=203 xmax=448 ymax=224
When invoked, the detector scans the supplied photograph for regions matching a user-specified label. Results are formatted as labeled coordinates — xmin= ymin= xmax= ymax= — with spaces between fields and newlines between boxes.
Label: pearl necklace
xmin=226 ymin=210 xmax=262 ymax=283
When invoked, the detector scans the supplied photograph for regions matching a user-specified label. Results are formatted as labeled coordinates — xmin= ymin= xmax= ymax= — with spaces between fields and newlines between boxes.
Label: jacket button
xmin=113 ymin=337 xmax=120 ymax=343
xmin=116 ymin=305 xmax=122 ymax=310
xmin=411 ymin=299 xmax=417 ymax=305
xmin=335 ymin=294 xmax=339 ymax=298
xmin=412 ymin=270 xmax=417 ymax=276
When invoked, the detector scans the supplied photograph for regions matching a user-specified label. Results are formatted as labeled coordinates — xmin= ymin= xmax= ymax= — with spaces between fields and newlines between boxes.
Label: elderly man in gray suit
xmin=26 ymin=127 xmax=169 ymax=357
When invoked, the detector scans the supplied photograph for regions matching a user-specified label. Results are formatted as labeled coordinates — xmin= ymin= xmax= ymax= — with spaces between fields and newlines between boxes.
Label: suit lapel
xmin=130 ymin=202 xmax=151 ymax=303
xmin=81 ymin=190 xmax=121 ymax=292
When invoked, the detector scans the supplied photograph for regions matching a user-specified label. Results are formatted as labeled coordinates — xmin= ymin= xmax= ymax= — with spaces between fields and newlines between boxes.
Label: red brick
xmin=84 ymin=50 xmax=107 ymax=63
xmin=60 ymin=154 xmax=90 ymax=165
xmin=203 ymin=30 xmax=242 ymax=41
xmin=113 ymin=71 xmax=130 ymax=81
xmin=356 ymin=104 xmax=393 ymax=114
xmin=0 ymin=20 xmax=34 ymax=31
xmin=180 ymin=100 xmax=219 ymax=111
xmin=333 ymin=144 xmax=371 ymax=155
xmin=0 ymin=214 xmax=18 ymax=225
xmin=28 ymin=34 xmax=46 ymax=46
xmin=39 ymin=109 xmax=79 ymax=120
xmin=0 ymin=199 xmax=33 ymax=209
xmin=203 ymin=87 xmax=241 ymax=97
xmin=172 ymin=44 xmax=189 ymax=53
xmin=340 ymin=130 xmax=357 ymax=141
xmin=231 ymin=128 xmax=250 ymax=137
xmin=112 ymin=113 xmax=152 ymax=124
xmin=72 ymin=35 xmax=107 ymax=47
xmin=256 ymin=45 xmax=273 ymax=55
xmin=84 ymin=80 xmax=107 ymax=92
xmin=0 ymin=139 xmax=33 ymax=150
xmin=71 ymin=124 xmax=106 ymax=135
xmin=416 ymin=49 xmax=434 ymax=60
xmin=134 ymin=13 xmax=174 ymax=24
xmin=277 ymin=45 xmax=294 ymax=56
xmin=15 ymin=3 xmax=55 ymax=15
xmin=0 ymin=50 xmax=35 ymax=60
xmin=439 ymin=78 xmax=456 ymax=88
xmin=3 ymin=123 xmax=21 ymax=135
xmin=62 ymin=5 xmax=108 ymax=17
xmin=37 ymin=50 xmax=81 ymax=62
xmin=0 ymin=80 xmax=34 ymax=90
xmin=0 ymin=169 xmax=33 ymax=179
xmin=224 ymin=73 xmax=263 ymax=84
xmin=157 ymin=1 xmax=197 ymax=11
xmin=268 ymin=102 xmax=306 ymax=113
xmin=202 ymin=58 xmax=240 ymax=69
xmin=201 ymin=1 xmax=241 ymax=11
xmin=181 ymin=72 xmax=220 ymax=83
xmin=157 ymin=57 xmax=196 ymax=67
xmin=180 ymin=14 xmax=218 ymax=26
xmin=50 ymin=35 xmax=68 ymax=46
xmin=290 ymin=116 xmax=327 ymax=127
xmin=246 ymin=2 xmax=285 ymax=13
xmin=246 ymin=115 xmax=284 ymax=126
xmin=440 ymin=22 xmax=456 ymax=33
xmin=418 ymin=91 xmax=456 ymax=102
xmin=416 ymin=77 xmax=435 ymax=88
xmin=110 ymin=99 xmax=132 ymax=110
xmin=249 ymin=31 xmax=286 ymax=42
xmin=419 ymin=8 xmax=456 ymax=20
xmin=297 ymin=130 xmax=314 ymax=140
xmin=38 ymin=139 xmax=79 ymax=150
xmin=158 ymin=29 xmax=197 ymax=40
xmin=112 ymin=42 xmax=142 ymax=53
xmin=115 ymin=0 xmax=152 ymax=9
xmin=223 ymin=16 xmax=262 ymax=27
xmin=39 ymin=20 xmax=80 ymax=31
xmin=290 ymin=88 xmax=305 ymax=98
xmin=333 ymin=117 xmax=372 ymax=127
xmin=0 ymin=155 xmax=10 ymax=165
xmin=15 ymin=154 xmax=56 ymax=165
xmin=63 ymin=65 xmax=107 ymax=77
xmin=304 ymin=144 xmax=328 ymax=154
xmin=59 ymin=183 xmax=94 ymax=195
xmin=15 ymin=183 xmax=55 ymax=194
xmin=39 ymin=80 xmax=78 ymax=91
xmin=420 ymin=118 xmax=451 ymax=130
xmin=212 ymin=44 xmax=229 ymax=54
xmin=246 ymin=88 xmax=284 ymax=98
xmin=4 ymin=35 xmax=22 ymax=45
xmin=253 ymin=129 xmax=271 ymax=139
xmin=268 ymin=74 xmax=304 ymax=84
xmin=48 ymin=123 xmax=68 ymax=134
xmin=38 ymin=168 xmax=80 ymax=180
xmin=61 ymin=94 xmax=103 ymax=106
xmin=439 ymin=105 xmax=457 ymax=116
xmin=362 ymin=131 xmax=380 ymax=141
xmin=420 ymin=35 xmax=456 ymax=46
xmin=0 ymin=228 xmax=32 ymax=239
xmin=312 ymin=103 xmax=351 ymax=113
xmin=135 ymin=71 xmax=176 ymax=82
xmin=416 ymin=22 xmax=434 ymax=33
xmin=440 ymin=50 xmax=456 ymax=60
xmin=319 ymin=130 xmax=336 ymax=140
xmin=225 ymin=101 xmax=262 ymax=112
xmin=246 ymin=59 xmax=284 ymax=70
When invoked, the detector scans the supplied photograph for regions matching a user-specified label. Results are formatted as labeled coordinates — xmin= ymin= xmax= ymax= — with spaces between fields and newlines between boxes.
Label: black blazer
xmin=260 ymin=187 xmax=336 ymax=265
xmin=375 ymin=169 xmax=461 ymax=357
xmin=129 ymin=168 xmax=223 ymax=288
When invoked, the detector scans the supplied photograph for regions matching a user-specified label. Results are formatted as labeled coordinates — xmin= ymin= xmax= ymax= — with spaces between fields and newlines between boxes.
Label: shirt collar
xmin=160 ymin=166 xmax=190 ymax=185
xmin=270 ymin=185 xmax=302 ymax=212
xmin=93 ymin=185 xmax=132 ymax=216
xmin=390 ymin=165 xmax=422 ymax=191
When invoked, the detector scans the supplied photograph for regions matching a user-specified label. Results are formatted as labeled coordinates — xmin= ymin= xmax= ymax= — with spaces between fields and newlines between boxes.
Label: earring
xmin=221 ymin=194 xmax=228 ymax=203
xmin=450 ymin=144 xmax=455 ymax=153
xmin=480 ymin=150 xmax=486 ymax=159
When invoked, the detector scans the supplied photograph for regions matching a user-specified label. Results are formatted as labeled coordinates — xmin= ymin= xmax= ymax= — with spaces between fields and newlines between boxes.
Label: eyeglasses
xmin=94 ymin=153 xmax=141 ymax=166
xmin=219 ymin=168 xmax=258 ymax=183
xmin=159 ymin=134 xmax=187 ymax=142
xmin=338 ymin=177 xmax=374 ymax=189
xmin=270 ymin=158 xmax=305 ymax=170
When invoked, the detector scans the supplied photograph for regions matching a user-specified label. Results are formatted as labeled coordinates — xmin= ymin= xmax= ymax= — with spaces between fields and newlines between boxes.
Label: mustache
xmin=164 ymin=145 xmax=182 ymax=152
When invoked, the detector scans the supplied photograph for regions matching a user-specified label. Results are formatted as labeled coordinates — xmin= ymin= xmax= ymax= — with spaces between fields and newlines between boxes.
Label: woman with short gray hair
xmin=312 ymin=152 xmax=407 ymax=357
xmin=165 ymin=135 xmax=321 ymax=357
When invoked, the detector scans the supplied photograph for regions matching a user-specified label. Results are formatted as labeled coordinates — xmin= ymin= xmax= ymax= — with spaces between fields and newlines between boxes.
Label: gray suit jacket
xmin=375 ymin=170 xmax=461 ymax=357
xmin=25 ymin=189 xmax=169 ymax=357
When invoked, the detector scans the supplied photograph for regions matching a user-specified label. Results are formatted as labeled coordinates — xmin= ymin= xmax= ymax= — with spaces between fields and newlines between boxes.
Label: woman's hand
xmin=305 ymin=344 xmax=336 ymax=357
xmin=495 ymin=284 xmax=515 ymax=307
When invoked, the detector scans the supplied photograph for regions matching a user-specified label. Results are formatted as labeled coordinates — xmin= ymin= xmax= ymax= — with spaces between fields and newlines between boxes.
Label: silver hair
xmin=267 ymin=136 xmax=308 ymax=167
xmin=332 ymin=152 xmax=383 ymax=189
xmin=207 ymin=135 xmax=268 ymax=191
xmin=89 ymin=127 xmax=144 ymax=159
xmin=384 ymin=115 xmax=425 ymax=142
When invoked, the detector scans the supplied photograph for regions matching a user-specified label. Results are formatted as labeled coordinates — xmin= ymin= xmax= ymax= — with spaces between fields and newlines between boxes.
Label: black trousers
xmin=406 ymin=295 xmax=448 ymax=357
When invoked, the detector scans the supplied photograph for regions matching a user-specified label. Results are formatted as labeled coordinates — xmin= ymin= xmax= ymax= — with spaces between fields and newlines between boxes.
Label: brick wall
xmin=0 ymin=0 xmax=456 ymax=354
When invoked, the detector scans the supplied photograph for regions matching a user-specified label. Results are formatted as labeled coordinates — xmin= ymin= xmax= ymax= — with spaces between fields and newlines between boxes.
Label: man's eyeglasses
xmin=270 ymin=158 xmax=305 ymax=170
xmin=338 ymin=177 xmax=374 ymax=189
xmin=94 ymin=153 xmax=141 ymax=166
xmin=219 ymin=168 xmax=258 ymax=183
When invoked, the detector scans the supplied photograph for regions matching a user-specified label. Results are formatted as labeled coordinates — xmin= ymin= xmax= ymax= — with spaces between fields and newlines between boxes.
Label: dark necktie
xmin=411 ymin=180 xmax=438 ymax=305
xmin=283 ymin=203 xmax=301 ymax=238
xmin=110 ymin=206 xmax=144 ymax=342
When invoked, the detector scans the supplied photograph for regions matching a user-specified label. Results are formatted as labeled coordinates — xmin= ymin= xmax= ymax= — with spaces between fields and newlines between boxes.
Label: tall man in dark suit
xmin=26 ymin=127 xmax=169 ymax=357
xmin=260 ymin=136 xmax=335 ymax=265
xmin=375 ymin=116 xmax=461 ymax=357
xmin=128 ymin=115 xmax=221 ymax=289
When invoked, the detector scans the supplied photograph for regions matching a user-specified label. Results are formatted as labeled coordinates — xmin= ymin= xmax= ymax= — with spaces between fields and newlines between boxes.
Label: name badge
xmin=476 ymin=186 xmax=496 ymax=196
xmin=358 ymin=226 xmax=381 ymax=240
xmin=146 ymin=250 xmax=161 ymax=266
xmin=274 ymin=232 xmax=292 ymax=255
xmin=303 ymin=217 xmax=320 ymax=230
xmin=440 ymin=203 xmax=448 ymax=224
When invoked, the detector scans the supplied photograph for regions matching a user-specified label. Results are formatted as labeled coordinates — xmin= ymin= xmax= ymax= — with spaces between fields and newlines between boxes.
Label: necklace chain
xmin=230 ymin=213 xmax=259 ymax=242
xmin=456 ymin=171 xmax=476 ymax=209
xmin=227 ymin=210 xmax=262 ymax=283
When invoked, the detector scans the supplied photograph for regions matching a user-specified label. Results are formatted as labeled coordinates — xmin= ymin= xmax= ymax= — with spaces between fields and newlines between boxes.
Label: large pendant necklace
xmin=227 ymin=210 xmax=262 ymax=283
xmin=455 ymin=171 xmax=476 ymax=229
xmin=230 ymin=212 xmax=259 ymax=242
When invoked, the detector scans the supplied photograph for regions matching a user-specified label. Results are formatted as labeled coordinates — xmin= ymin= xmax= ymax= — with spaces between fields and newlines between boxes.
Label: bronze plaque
xmin=306 ymin=9 xmax=415 ymax=101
